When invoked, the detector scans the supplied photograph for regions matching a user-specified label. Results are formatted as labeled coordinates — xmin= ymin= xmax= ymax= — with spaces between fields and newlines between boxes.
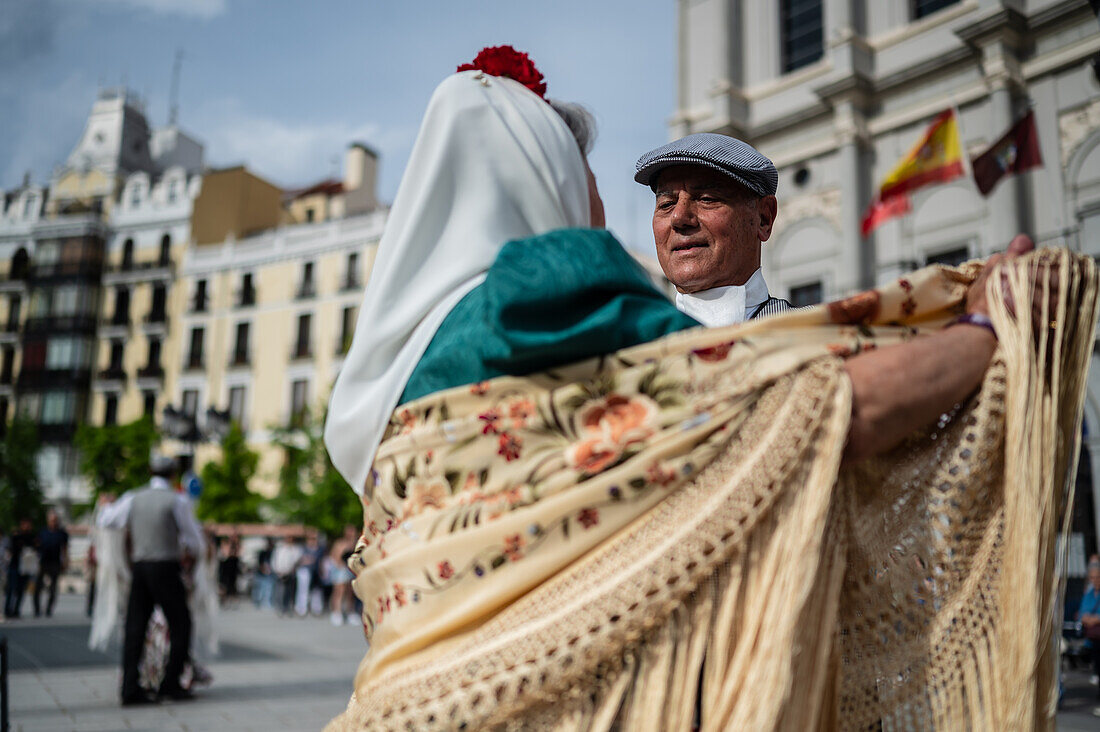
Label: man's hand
xmin=964 ymin=234 xmax=1034 ymax=318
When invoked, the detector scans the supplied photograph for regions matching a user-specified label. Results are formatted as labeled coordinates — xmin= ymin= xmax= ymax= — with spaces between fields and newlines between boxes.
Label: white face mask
xmin=674 ymin=269 xmax=770 ymax=327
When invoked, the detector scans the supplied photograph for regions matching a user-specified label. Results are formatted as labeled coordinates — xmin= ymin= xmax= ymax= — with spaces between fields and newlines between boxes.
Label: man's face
xmin=47 ymin=511 xmax=58 ymax=529
xmin=651 ymin=166 xmax=776 ymax=294
xmin=1090 ymin=568 xmax=1100 ymax=591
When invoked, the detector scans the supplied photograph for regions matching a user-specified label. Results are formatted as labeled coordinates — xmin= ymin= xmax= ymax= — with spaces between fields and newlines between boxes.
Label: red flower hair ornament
xmin=457 ymin=45 xmax=547 ymax=100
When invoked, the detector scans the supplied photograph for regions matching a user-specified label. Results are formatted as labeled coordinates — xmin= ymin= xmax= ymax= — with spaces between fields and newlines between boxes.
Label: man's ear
xmin=757 ymin=195 xmax=777 ymax=242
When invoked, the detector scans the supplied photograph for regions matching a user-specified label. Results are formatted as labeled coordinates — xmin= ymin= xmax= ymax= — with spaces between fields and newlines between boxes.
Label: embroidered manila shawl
xmin=328 ymin=249 xmax=1097 ymax=731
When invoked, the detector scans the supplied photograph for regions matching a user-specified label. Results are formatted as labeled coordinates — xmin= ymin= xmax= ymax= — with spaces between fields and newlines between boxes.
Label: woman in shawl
xmin=324 ymin=47 xmax=1096 ymax=731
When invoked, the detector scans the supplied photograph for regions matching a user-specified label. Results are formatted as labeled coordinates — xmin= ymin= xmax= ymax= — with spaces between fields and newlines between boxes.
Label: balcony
xmin=98 ymin=364 xmax=126 ymax=380
xmin=236 ymin=288 xmax=257 ymax=308
xmin=136 ymin=363 xmax=164 ymax=379
xmin=295 ymin=281 xmax=316 ymax=300
xmin=24 ymin=315 xmax=97 ymax=334
xmin=229 ymin=351 xmax=250 ymax=368
xmin=29 ymin=261 xmax=103 ymax=281
xmin=0 ymin=369 xmax=13 ymax=385
xmin=38 ymin=422 xmax=78 ymax=444
xmin=102 ymin=259 xmax=173 ymax=285
xmin=184 ymin=354 xmax=204 ymax=371
xmin=340 ymin=275 xmax=360 ymax=292
xmin=289 ymin=344 xmax=312 ymax=361
xmin=142 ymin=310 xmax=169 ymax=335
xmin=18 ymin=367 xmax=91 ymax=390
xmin=190 ymin=296 xmax=209 ymax=314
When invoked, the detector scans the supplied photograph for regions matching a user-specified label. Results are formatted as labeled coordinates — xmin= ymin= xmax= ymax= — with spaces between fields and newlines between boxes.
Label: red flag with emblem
xmin=971 ymin=109 xmax=1043 ymax=197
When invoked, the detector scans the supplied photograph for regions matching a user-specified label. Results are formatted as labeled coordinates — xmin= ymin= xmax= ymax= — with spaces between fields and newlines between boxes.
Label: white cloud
xmin=71 ymin=0 xmax=227 ymax=20
xmin=192 ymin=99 xmax=415 ymax=190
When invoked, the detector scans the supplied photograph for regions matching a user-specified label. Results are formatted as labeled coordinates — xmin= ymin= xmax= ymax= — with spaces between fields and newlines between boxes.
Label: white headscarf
xmin=325 ymin=71 xmax=591 ymax=494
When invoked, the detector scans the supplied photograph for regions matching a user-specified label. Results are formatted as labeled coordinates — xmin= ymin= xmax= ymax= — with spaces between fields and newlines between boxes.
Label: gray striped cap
xmin=634 ymin=132 xmax=778 ymax=197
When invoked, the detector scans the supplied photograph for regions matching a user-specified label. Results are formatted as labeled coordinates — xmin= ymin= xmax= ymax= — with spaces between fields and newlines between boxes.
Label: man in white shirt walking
xmin=98 ymin=454 xmax=204 ymax=705
xmin=635 ymin=133 xmax=791 ymax=325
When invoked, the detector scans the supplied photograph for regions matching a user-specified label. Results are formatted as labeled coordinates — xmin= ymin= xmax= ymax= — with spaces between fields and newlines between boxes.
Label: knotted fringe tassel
xmin=989 ymin=250 xmax=1098 ymax=730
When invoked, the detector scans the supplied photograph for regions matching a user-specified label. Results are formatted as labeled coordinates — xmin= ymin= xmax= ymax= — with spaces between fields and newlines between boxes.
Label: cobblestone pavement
xmin=3 ymin=592 xmax=365 ymax=732
xmin=4 ymin=592 xmax=1100 ymax=730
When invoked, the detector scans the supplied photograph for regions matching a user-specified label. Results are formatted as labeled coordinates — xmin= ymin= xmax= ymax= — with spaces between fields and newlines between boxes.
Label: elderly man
xmin=635 ymin=133 xmax=790 ymax=325
xmin=98 ymin=454 xmax=204 ymax=705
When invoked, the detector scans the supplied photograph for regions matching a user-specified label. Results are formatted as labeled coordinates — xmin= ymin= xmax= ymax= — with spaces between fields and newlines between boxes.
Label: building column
xmin=835 ymin=98 xmax=872 ymax=294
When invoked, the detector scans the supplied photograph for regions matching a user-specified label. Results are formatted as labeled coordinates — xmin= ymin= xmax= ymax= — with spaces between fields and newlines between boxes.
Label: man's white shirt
xmin=674 ymin=268 xmax=771 ymax=327
xmin=96 ymin=476 xmax=205 ymax=557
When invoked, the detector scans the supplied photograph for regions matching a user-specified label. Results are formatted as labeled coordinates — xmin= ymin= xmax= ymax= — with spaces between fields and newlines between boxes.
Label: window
xmin=789 ymin=281 xmax=823 ymax=308
xmin=41 ymin=392 xmax=76 ymax=424
xmin=108 ymin=340 xmax=124 ymax=370
xmin=149 ymin=284 xmax=167 ymax=322
xmin=113 ymin=287 xmax=130 ymax=324
xmin=11 ymin=248 xmax=28 ymax=279
xmin=780 ymin=0 xmax=824 ymax=73
xmin=17 ymin=393 xmax=39 ymax=420
xmin=147 ymin=337 xmax=162 ymax=369
xmin=344 ymin=252 xmax=359 ymax=289
xmin=167 ymin=180 xmax=179 ymax=204
xmin=104 ymin=394 xmax=118 ymax=426
xmin=339 ymin=305 xmax=357 ymax=355
xmin=192 ymin=279 xmax=208 ymax=312
xmin=228 ymin=385 xmax=247 ymax=428
xmin=232 ymin=322 xmax=250 ymax=365
xmin=181 ymin=389 xmax=199 ymax=418
xmin=305 ymin=208 xmax=315 ymax=223
xmin=22 ymin=195 xmax=37 ymax=219
xmin=7 ymin=295 xmax=19 ymax=330
xmin=925 ymin=247 xmax=969 ymax=268
xmin=158 ymin=234 xmax=171 ymax=266
xmin=290 ymin=379 xmax=308 ymax=427
xmin=187 ymin=327 xmax=204 ymax=368
xmin=129 ymin=184 xmax=142 ymax=208
xmin=298 ymin=262 xmax=315 ymax=298
xmin=294 ymin=314 xmax=311 ymax=358
xmin=143 ymin=390 xmax=156 ymax=417
xmin=122 ymin=239 xmax=134 ymax=270
xmin=0 ymin=347 xmax=13 ymax=383
xmin=46 ymin=337 xmax=93 ymax=370
xmin=239 ymin=272 xmax=255 ymax=306
xmin=912 ymin=0 xmax=959 ymax=20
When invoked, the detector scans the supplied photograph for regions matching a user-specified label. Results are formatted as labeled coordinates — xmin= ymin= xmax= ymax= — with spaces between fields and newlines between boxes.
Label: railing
xmin=106 ymin=259 xmax=173 ymax=274
xmin=340 ymin=276 xmax=360 ymax=292
xmin=136 ymin=364 xmax=164 ymax=379
xmin=289 ymin=344 xmax=311 ymax=360
xmin=295 ymin=281 xmax=315 ymax=300
xmin=144 ymin=310 xmax=168 ymax=325
xmin=24 ymin=315 xmax=97 ymax=334
xmin=229 ymin=352 xmax=250 ymax=367
xmin=190 ymin=297 xmax=208 ymax=313
xmin=98 ymin=366 xmax=126 ymax=381
xmin=185 ymin=354 xmax=204 ymax=370
xmin=29 ymin=262 xmax=103 ymax=279
xmin=236 ymin=289 xmax=256 ymax=307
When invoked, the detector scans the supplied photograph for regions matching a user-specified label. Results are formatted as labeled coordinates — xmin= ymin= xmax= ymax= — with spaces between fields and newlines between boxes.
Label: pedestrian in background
xmin=271 ymin=537 xmax=302 ymax=616
xmin=217 ymin=535 xmax=241 ymax=607
xmin=251 ymin=538 xmax=276 ymax=609
xmin=34 ymin=510 xmax=68 ymax=617
xmin=295 ymin=533 xmax=324 ymax=617
xmin=4 ymin=518 xmax=37 ymax=619
xmin=98 ymin=454 xmax=204 ymax=705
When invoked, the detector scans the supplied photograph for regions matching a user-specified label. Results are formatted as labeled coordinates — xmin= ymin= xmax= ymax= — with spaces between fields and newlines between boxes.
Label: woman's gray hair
xmin=549 ymin=99 xmax=597 ymax=156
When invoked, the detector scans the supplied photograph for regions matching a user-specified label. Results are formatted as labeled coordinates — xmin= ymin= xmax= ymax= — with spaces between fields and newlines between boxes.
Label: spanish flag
xmin=861 ymin=109 xmax=965 ymax=236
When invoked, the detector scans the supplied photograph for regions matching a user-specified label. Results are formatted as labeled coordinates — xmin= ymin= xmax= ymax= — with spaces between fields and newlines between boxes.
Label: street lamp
xmin=161 ymin=404 xmax=232 ymax=473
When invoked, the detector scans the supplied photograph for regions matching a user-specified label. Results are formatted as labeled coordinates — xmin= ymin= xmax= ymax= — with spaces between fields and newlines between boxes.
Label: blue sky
xmin=0 ymin=0 xmax=677 ymax=253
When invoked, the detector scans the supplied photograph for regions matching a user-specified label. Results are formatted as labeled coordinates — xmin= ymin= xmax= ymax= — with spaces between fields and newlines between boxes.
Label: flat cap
xmin=634 ymin=132 xmax=778 ymax=197
xmin=150 ymin=453 xmax=179 ymax=475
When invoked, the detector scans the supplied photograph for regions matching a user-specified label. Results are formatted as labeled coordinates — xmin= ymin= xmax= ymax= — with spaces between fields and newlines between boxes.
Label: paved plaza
xmin=4 ymin=591 xmax=1100 ymax=730
xmin=4 ymin=592 xmax=365 ymax=732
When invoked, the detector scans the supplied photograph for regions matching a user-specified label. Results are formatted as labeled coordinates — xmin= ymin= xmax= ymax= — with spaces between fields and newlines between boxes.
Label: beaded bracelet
xmin=949 ymin=313 xmax=997 ymax=340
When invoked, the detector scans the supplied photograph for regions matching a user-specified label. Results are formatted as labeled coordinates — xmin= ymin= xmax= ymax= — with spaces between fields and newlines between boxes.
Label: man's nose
xmin=670 ymin=198 xmax=696 ymax=228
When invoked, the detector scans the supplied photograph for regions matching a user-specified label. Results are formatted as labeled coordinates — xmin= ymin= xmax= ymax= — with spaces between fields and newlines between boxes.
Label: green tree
xmin=0 ymin=416 xmax=46 ymax=530
xmin=197 ymin=424 xmax=262 ymax=523
xmin=269 ymin=407 xmax=360 ymax=538
xmin=74 ymin=416 xmax=156 ymax=503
